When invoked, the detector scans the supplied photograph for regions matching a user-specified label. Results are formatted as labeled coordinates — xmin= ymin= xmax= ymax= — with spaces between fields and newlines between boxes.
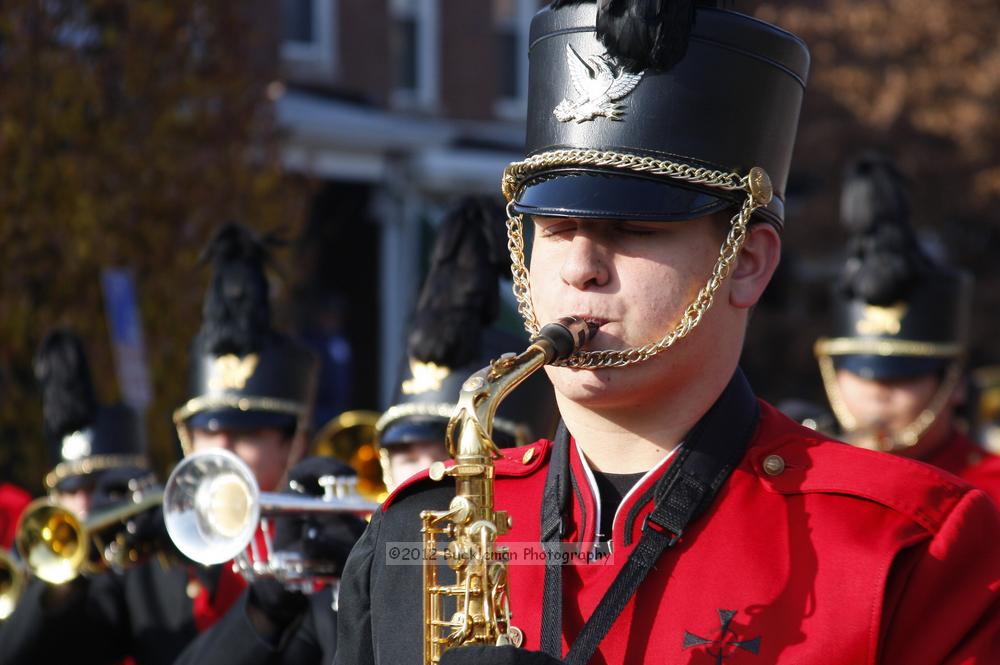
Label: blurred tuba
xmin=163 ymin=449 xmax=378 ymax=589
xmin=0 ymin=549 xmax=24 ymax=621
xmin=313 ymin=410 xmax=387 ymax=502
xmin=14 ymin=487 xmax=163 ymax=585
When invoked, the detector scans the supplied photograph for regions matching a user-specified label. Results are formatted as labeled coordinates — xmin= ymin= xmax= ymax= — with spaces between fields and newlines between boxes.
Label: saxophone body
xmin=421 ymin=317 xmax=595 ymax=665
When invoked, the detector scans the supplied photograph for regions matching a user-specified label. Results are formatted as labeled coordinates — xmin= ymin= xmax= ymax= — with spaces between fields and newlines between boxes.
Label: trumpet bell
xmin=313 ymin=410 xmax=387 ymax=502
xmin=0 ymin=550 xmax=24 ymax=621
xmin=164 ymin=449 xmax=261 ymax=566
xmin=165 ymin=448 xmax=380 ymax=574
xmin=14 ymin=499 xmax=87 ymax=585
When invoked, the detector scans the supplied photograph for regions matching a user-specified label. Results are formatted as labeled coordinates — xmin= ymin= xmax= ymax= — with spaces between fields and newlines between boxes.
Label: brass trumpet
xmin=0 ymin=549 xmax=24 ymax=620
xmin=14 ymin=488 xmax=163 ymax=585
xmin=163 ymin=449 xmax=378 ymax=587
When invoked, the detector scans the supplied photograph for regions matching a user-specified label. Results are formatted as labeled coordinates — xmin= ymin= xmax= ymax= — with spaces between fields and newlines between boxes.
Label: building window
xmin=390 ymin=0 xmax=439 ymax=110
xmin=493 ymin=0 xmax=535 ymax=119
xmin=281 ymin=0 xmax=335 ymax=75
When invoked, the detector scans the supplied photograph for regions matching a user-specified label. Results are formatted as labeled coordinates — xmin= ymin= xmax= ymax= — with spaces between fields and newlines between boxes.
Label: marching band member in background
xmin=0 ymin=223 xmax=319 ymax=665
xmin=170 ymin=455 xmax=366 ymax=665
xmin=36 ymin=328 xmax=149 ymax=520
xmin=815 ymin=153 xmax=1000 ymax=505
xmin=375 ymin=197 xmax=558 ymax=491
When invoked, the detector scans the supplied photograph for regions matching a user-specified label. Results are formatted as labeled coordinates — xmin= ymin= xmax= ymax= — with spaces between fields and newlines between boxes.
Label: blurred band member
xmin=375 ymin=198 xmax=558 ymax=491
xmin=172 ymin=455 xmax=366 ymax=665
xmin=36 ymin=329 xmax=148 ymax=518
xmin=0 ymin=223 xmax=318 ymax=665
xmin=815 ymin=153 xmax=1000 ymax=504
xmin=0 ymin=327 xmax=151 ymax=652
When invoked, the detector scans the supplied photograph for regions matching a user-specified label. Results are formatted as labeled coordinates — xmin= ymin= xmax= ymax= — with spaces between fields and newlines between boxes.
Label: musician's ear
xmin=728 ymin=223 xmax=781 ymax=310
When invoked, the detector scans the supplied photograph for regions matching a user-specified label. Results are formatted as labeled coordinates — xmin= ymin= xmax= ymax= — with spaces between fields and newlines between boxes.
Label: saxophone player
xmin=334 ymin=2 xmax=1000 ymax=664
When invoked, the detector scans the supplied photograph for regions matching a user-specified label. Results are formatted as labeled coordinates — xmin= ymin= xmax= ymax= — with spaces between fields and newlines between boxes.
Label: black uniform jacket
xmin=0 ymin=557 xmax=227 ymax=665
xmin=172 ymin=585 xmax=338 ymax=665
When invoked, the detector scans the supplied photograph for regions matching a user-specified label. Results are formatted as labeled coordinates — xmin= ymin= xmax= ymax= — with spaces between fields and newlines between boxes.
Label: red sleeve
xmin=880 ymin=488 xmax=1000 ymax=664
xmin=0 ymin=483 xmax=32 ymax=549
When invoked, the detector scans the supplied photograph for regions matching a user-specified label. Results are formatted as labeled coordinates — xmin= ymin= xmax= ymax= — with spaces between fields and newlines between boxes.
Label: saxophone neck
xmin=445 ymin=316 xmax=598 ymax=461
xmin=448 ymin=345 xmax=548 ymax=460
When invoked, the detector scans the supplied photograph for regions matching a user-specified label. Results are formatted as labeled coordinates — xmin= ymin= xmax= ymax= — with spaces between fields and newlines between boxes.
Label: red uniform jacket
xmin=0 ymin=482 xmax=31 ymax=549
xmin=924 ymin=430 xmax=1000 ymax=507
xmin=337 ymin=400 xmax=1000 ymax=665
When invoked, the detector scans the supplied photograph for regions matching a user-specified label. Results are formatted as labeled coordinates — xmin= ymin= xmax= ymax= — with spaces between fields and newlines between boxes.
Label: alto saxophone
xmin=422 ymin=316 xmax=596 ymax=665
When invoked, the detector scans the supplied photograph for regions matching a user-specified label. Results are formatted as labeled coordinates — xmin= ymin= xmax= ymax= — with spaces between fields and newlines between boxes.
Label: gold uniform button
xmin=186 ymin=580 xmax=202 ymax=599
xmin=762 ymin=454 xmax=786 ymax=476
xmin=521 ymin=448 xmax=535 ymax=464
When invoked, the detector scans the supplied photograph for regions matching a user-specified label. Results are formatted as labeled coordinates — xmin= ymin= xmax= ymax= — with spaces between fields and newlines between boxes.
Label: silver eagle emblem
xmin=553 ymin=44 xmax=643 ymax=123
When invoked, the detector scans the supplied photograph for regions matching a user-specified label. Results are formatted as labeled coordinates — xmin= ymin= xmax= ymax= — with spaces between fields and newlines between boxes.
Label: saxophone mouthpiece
xmin=533 ymin=316 xmax=599 ymax=362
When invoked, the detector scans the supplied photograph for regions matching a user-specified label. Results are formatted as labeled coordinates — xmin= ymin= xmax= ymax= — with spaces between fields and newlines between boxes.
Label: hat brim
xmin=186 ymin=408 xmax=298 ymax=432
xmin=53 ymin=472 xmax=99 ymax=494
xmin=833 ymin=355 xmax=951 ymax=382
xmin=379 ymin=418 xmax=448 ymax=449
xmin=512 ymin=168 xmax=738 ymax=222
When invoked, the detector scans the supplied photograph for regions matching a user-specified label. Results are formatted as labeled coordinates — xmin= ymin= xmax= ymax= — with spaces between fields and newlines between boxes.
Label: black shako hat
xmin=507 ymin=0 xmax=810 ymax=227
xmin=174 ymin=223 xmax=317 ymax=453
xmin=815 ymin=153 xmax=973 ymax=382
xmin=35 ymin=329 xmax=147 ymax=492
xmin=377 ymin=198 xmax=558 ymax=451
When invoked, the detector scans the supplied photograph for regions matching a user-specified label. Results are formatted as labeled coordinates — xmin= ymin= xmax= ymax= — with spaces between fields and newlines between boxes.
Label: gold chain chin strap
xmin=502 ymin=148 xmax=773 ymax=369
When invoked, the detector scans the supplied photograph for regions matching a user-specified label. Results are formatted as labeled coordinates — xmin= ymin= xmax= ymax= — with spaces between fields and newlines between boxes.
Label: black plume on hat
xmin=34 ymin=329 xmax=99 ymax=444
xmin=551 ymin=0 xmax=716 ymax=74
xmin=407 ymin=197 xmax=510 ymax=368
xmin=839 ymin=153 xmax=932 ymax=306
xmin=196 ymin=223 xmax=281 ymax=356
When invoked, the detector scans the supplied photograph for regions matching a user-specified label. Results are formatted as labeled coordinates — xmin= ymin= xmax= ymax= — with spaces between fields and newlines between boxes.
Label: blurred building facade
xmin=273 ymin=0 xmax=544 ymax=410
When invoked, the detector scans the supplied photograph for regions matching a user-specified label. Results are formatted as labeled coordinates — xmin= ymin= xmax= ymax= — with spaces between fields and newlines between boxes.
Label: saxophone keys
xmin=499 ymin=626 xmax=524 ymax=648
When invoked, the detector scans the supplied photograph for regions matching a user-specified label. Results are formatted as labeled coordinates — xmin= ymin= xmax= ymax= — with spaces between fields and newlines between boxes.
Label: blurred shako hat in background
xmin=815 ymin=153 xmax=973 ymax=381
xmin=815 ymin=153 xmax=973 ymax=449
xmin=35 ymin=328 xmax=147 ymax=492
xmin=377 ymin=197 xmax=559 ymax=455
xmin=174 ymin=223 xmax=318 ymax=453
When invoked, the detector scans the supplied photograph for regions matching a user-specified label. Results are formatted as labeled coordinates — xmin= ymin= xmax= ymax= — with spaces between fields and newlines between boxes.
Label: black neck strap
xmin=538 ymin=370 xmax=760 ymax=664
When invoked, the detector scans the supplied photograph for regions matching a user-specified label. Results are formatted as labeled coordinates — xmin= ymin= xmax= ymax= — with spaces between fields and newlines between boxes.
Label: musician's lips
xmin=573 ymin=315 xmax=609 ymax=328
xmin=568 ymin=316 xmax=609 ymax=349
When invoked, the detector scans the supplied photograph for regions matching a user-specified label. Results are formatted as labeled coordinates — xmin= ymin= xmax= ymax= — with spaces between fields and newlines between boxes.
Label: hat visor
xmin=54 ymin=472 xmax=99 ymax=494
xmin=379 ymin=419 xmax=448 ymax=448
xmin=186 ymin=408 xmax=298 ymax=432
xmin=512 ymin=168 xmax=735 ymax=222
xmin=833 ymin=355 xmax=951 ymax=382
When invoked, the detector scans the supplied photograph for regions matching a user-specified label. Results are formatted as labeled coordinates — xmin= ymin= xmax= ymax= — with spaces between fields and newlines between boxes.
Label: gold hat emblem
xmin=401 ymin=360 xmax=451 ymax=395
xmin=856 ymin=303 xmax=908 ymax=336
xmin=208 ymin=353 xmax=259 ymax=391
xmin=61 ymin=428 xmax=94 ymax=461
